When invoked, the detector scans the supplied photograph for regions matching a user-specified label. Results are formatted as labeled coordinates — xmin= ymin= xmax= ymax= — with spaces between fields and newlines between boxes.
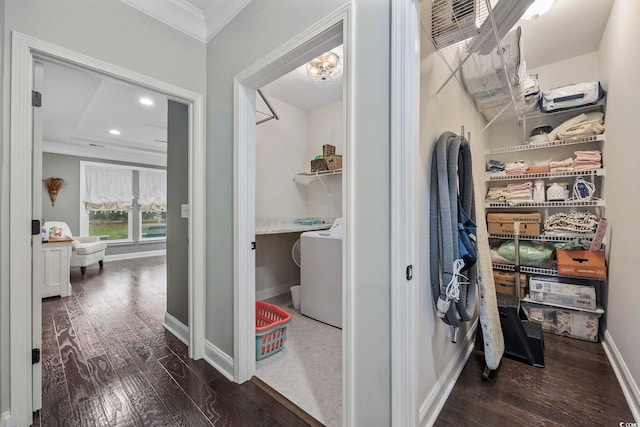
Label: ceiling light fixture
xmin=306 ymin=51 xmax=342 ymax=82
xmin=139 ymin=97 xmax=154 ymax=106
xmin=521 ymin=0 xmax=556 ymax=21
xmin=109 ymin=129 xmax=121 ymax=135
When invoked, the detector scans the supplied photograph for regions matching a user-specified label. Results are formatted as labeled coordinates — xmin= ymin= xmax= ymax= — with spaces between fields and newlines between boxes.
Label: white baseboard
xmin=419 ymin=321 xmax=477 ymax=426
xmin=163 ymin=312 xmax=189 ymax=345
xmin=256 ymin=280 xmax=297 ymax=302
xmin=163 ymin=313 xmax=234 ymax=382
xmin=602 ymin=330 xmax=640 ymax=422
xmin=204 ymin=340 xmax=234 ymax=381
xmin=1 ymin=412 xmax=11 ymax=427
xmin=104 ymin=249 xmax=166 ymax=263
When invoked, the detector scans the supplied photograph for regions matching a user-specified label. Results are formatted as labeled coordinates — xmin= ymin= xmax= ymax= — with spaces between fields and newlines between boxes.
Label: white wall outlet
xmin=181 ymin=204 xmax=189 ymax=219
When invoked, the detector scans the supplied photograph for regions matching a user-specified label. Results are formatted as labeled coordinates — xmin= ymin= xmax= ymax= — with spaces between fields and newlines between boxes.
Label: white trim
xmin=9 ymin=32 xmax=206 ymax=426
xmin=255 ymin=280 xmax=298 ymax=302
xmin=104 ymin=249 xmax=166 ymax=262
xmin=43 ymin=140 xmax=167 ymax=167
xmin=391 ymin=0 xmax=420 ymax=426
xmin=602 ymin=330 xmax=640 ymax=422
xmin=233 ymin=4 xmax=351 ymax=421
xmin=1 ymin=412 xmax=11 ymax=427
xmin=163 ymin=312 xmax=190 ymax=345
xmin=419 ymin=322 xmax=477 ymax=426
xmin=204 ymin=340 xmax=235 ymax=382
xmin=203 ymin=0 xmax=253 ymax=42
xmin=120 ymin=0 xmax=207 ymax=42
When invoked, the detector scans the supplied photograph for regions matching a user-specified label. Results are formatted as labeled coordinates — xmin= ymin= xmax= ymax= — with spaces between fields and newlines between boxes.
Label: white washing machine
xmin=300 ymin=218 xmax=342 ymax=328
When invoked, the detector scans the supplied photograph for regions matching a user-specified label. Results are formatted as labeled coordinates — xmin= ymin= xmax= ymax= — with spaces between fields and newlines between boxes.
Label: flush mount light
xmin=139 ymin=97 xmax=154 ymax=106
xmin=109 ymin=129 xmax=121 ymax=135
xmin=306 ymin=51 xmax=342 ymax=82
xmin=521 ymin=0 xmax=556 ymax=20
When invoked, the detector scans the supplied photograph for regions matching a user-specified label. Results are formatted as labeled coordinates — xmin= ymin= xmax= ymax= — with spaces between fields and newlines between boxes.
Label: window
xmin=80 ymin=162 xmax=166 ymax=244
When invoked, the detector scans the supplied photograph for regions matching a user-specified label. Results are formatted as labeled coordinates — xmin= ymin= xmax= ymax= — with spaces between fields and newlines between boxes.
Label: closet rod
xmin=256 ymin=89 xmax=280 ymax=125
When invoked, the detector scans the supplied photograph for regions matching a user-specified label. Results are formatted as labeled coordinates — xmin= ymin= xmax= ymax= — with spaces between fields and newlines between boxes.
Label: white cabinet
xmin=41 ymin=239 xmax=72 ymax=298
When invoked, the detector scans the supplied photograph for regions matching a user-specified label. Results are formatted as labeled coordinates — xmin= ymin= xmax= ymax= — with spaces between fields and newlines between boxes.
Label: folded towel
xmin=294 ymin=219 xmax=325 ymax=225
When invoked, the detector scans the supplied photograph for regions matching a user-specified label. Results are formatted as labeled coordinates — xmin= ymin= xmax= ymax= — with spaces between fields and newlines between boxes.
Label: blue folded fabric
xmin=294 ymin=218 xmax=325 ymax=225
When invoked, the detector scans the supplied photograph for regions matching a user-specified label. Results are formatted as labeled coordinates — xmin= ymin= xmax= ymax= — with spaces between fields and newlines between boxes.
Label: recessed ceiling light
xmin=139 ymin=97 xmax=154 ymax=106
xmin=109 ymin=129 xmax=121 ymax=135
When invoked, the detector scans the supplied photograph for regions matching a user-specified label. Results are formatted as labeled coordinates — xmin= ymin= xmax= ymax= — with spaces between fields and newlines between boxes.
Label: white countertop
xmin=255 ymin=218 xmax=334 ymax=235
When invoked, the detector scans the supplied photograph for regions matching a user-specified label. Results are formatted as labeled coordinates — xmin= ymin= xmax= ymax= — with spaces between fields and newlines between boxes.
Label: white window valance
xmin=138 ymin=170 xmax=167 ymax=211
xmin=83 ymin=165 xmax=134 ymax=211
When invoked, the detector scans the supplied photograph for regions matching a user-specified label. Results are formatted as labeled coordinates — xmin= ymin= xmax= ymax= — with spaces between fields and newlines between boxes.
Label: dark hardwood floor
xmin=435 ymin=332 xmax=634 ymax=426
xmin=34 ymin=256 xmax=312 ymax=427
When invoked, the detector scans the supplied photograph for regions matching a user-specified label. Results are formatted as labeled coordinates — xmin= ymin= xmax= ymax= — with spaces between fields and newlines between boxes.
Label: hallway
xmin=36 ymin=256 xmax=310 ymax=426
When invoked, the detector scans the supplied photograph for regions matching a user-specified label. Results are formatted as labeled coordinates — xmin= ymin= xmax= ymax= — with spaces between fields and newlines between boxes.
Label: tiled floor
xmin=35 ymin=256 xmax=311 ymax=426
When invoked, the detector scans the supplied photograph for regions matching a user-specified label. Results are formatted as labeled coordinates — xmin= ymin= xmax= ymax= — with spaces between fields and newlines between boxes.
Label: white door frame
xmin=9 ymin=31 xmax=206 ymax=427
xmin=232 ymin=0 xmax=349 ymax=406
xmin=391 ymin=0 xmax=420 ymax=425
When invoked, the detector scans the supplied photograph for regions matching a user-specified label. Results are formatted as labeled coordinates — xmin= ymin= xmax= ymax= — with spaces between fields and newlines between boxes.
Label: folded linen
xmin=548 ymin=112 xmax=605 ymax=141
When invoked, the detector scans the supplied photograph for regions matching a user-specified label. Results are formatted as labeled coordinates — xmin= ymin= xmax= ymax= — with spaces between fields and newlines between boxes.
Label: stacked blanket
xmin=486 ymin=186 xmax=507 ymax=202
xmin=574 ymin=150 xmax=602 ymax=171
xmin=548 ymin=112 xmax=605 ymax=141
xmin=505 ymin=160 xmax=529 ymax=176
xmin=504 ymin=181 xmax=533 ymax=205
xmin=549 ymin=157 xmax=574 ymax=172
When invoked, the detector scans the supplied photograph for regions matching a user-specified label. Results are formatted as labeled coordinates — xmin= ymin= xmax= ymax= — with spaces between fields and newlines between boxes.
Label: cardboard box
xmin=487 ymin=212 xmax=541 ymax=224
xmin=529 ymin=276 xmax=596 ymax=310
xmin=487 ymin=222 xmax=541 ymax=236
xmin=493 ymin=270 xmax=527 ymax=298
xmin=556 ymin=250 xmax=606 ymax=279
xmin=522 ymin=302 xmax=600 ymax=342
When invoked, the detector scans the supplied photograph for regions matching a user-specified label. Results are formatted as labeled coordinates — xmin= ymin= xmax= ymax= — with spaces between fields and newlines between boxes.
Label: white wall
xmin=417 ymin=37 xmax=490 ymax=424
xmin=306 ymin=99 xmax=343 ymax=218
xmin=1 ymin=0 xmax=206 ymax=418
xmin=206 ymin=1 xmax=392 ymax=423
xmin=255 ymin=96 xmax=308 ymax=219
xmin=598 ymin=0 xmax=640 ymax=418
xmin=529 ymin=51 xmax=600 ymax=91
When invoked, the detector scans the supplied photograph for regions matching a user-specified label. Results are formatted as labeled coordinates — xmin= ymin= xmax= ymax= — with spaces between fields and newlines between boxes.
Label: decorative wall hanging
xmin=44 ymin=177 xmax=65 ymax=206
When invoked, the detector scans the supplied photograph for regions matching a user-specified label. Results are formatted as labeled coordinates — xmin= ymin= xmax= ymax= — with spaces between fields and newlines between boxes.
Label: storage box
xmin=493 ymin=270 xmax=527 ymax=298
xmin=487 ymin=222 xmax=541 ymax=236
xmin=322 ymin=144 xmax=336 ymax=157
xmin=325 ymin=155 xmax=342 ymax=170
xmin=487 ymin=212 xmax=541 ymax=223
xmin=521 ymin=302 xmax=600 ymax=342
xmin=528 ymin=164 xmax=550 ymax=174
xmin=556 ymin=250 xmax=606 ymax=279
xmin=255 ymin=301 xmax=291 ymax=360
xmin=310 ymin=158 xmax=327 ymax=172
xmin=529 ymin=276 xmax=596 ymax=310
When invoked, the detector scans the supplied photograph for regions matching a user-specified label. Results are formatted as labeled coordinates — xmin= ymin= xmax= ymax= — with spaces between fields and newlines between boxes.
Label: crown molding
xmin=43 ymin=140 xmax=167 ymax=167
xmin=121 ymin=0 xmax=207 ymax=42
xmin=120 ymin=0 xmax=253 ymax=43
xmin=203 ymin=0 xmax=253 ymax=41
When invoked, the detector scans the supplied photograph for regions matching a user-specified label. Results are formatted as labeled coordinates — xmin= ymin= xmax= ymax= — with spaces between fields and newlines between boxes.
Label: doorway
xmin=9 ymin=32 xmax=206 ymax=426
xmin=233 ymin=9 xmax=348 ymax=426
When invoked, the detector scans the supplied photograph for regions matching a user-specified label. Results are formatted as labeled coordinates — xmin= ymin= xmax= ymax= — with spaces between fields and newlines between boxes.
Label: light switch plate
xmin=181 ymin=204 xmax=189 ymax=219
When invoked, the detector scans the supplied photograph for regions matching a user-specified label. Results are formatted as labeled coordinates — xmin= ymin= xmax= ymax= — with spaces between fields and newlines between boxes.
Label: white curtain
xmin=138 ymin=170 xmax=167 ymax=211
xmin=83 ymin=165 xmax=134 ymax=211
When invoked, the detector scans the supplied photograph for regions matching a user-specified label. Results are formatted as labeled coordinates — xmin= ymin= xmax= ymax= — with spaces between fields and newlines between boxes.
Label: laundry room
xmin=252 ymin=45 xmax=344 ymax=427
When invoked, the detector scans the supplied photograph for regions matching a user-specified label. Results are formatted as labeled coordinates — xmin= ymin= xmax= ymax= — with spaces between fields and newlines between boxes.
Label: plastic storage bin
xmin=255 ymin=301 xmax=291 ymax=360
xmin=521 ymin=302 xmax=600 ymax=342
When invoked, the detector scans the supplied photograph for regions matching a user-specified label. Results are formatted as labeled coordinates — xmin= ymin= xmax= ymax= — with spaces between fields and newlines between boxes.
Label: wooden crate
xmin=323 ymin=144 xmax=336 ymax=157
xmin=325 ymin=155 xmax=342 ymax=170
xmin=310 ymin=158 xmax=328 ymax=172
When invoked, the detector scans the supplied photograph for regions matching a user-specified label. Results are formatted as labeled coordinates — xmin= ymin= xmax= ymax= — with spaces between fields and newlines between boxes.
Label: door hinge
xmin=32 ymin=91 xmax=42 ymax=107
xmin=406 ymin=265 xmax=413 ymax=281
xmin=32 ymin=219 xmax=41 ymax=236
xmin=32 ymin=348 xmax=41 ymax=365
xmin=251 ymin=241 xmax=256 ymax=250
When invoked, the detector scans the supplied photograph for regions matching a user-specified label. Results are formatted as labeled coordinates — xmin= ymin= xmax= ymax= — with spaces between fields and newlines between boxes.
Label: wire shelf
xmin=492 ymin=263 xmax=606 ymax=281
xmin=488 ymin=233 xmax=595 ymax=242
xmin=485 ymin=200 xmax=605 ymax=209
xmin=485 ymin=168 xmax=604 ymax=181
xmin=296 ymin=169 xmax=342 ymax=178
xmin=484 ymin=134 xmax=605 ymax=155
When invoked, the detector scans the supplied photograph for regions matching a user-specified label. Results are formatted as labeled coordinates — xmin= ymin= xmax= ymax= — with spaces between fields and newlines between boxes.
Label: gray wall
xmin=206 ymin=1 xmax=392 ymax=423
xmin=1 ymin=0 xmax=206 ymax=417
xmin=0 ymin=0 xmax=7 ymax=416
xmin=598 ymin=0 xmax=640 ymax=414
xmin=166 ymin=100 xmax=189 ymax=326
xmin=42 ymin=152 xmax=166 ymax=256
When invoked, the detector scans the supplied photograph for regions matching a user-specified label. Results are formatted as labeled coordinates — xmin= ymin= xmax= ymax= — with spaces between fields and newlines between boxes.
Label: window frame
xmin=79 ymin=161 xmax=167 ymax=245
